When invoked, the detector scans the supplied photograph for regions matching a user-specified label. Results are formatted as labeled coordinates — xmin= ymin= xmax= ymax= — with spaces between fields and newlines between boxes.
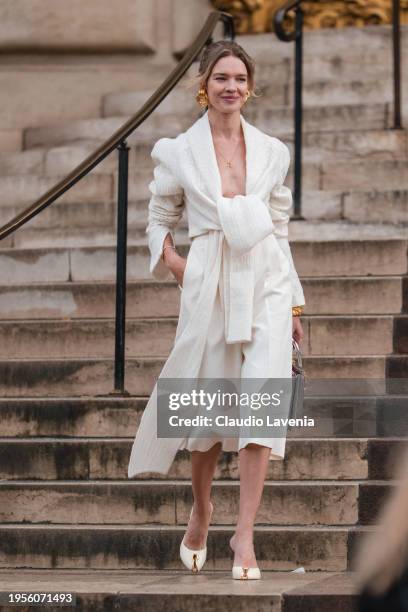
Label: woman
xmin=127 ymin=40 xmax=305 ymax=580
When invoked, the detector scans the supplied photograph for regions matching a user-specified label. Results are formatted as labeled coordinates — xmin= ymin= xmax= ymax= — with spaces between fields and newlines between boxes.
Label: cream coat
xmin=127 ymin=110 xmax=305 ymax=477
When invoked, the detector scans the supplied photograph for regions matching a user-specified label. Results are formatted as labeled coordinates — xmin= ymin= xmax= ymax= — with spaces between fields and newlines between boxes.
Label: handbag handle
xmin=292 ymin=338 xmax=303 ymax=369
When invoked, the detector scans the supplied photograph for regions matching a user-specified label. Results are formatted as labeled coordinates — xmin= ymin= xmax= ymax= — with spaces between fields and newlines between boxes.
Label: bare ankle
xmin=192 ymin=500 xmax=213 ymax=518
xmin=234 ymin=528 xmax=254 ymax=541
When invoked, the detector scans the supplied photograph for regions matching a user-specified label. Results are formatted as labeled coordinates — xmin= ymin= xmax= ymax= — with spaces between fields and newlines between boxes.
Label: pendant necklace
xmin=212 ymin=129 xmax=242 ymax=168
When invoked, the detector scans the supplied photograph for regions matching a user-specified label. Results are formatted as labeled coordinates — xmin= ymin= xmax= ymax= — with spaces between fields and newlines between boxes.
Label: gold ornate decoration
xmin=211 ymin=0 xmax=271 ymax=33
xmin=210 ymin=0 xmax=408 ymax=32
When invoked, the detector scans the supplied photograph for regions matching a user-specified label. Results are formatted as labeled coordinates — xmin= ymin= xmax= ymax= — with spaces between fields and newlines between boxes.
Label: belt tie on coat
xmin=216 ymin=194 xmax=275 ymax=344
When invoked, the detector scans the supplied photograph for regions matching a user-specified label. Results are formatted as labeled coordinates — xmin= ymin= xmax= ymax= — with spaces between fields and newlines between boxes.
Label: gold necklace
xmin=211 ymin=125 xmax=242 ymax=168
xmin=215 ymin=140 xmax=241 ymax=168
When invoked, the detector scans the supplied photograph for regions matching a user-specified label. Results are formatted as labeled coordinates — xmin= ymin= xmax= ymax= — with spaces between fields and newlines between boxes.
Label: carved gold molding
xmin=210 ymin=0 xmax=408 ymax=33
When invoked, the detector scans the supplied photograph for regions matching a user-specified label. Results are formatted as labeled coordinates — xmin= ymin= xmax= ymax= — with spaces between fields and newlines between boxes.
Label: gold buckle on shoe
xmin=192 ymin=553 xmax=199 ymax=573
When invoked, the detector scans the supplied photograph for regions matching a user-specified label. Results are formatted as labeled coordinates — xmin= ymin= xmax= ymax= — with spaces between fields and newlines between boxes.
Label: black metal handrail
xmin=0 ymin=11 xmax=233 ymax=242
xmin=273 ymin=0 xmax=403 ymax=217
xmin=0 ymin=10 xmax=235 ymax=395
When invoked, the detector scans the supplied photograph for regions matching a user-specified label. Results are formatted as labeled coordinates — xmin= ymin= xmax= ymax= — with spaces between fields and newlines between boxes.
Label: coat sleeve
xmin=145 ymin=138 xmax=185 ymax=280
xmin=268 ymin=141 xmax=305 ymax=307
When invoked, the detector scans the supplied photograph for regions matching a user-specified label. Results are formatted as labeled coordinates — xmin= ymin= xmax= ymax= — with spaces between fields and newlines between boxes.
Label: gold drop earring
xmin=196 ymin=87 xmax=209 ymax=108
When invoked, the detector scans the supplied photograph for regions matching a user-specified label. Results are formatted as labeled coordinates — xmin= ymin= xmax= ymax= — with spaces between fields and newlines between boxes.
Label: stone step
xmin=0 ymin=200 xmax=117 ymax=232
xmin=0 ymin=281 xmax=180 ymax=319
xmin=247 ymin=102 xmax=396 ymax=134
xmin=305 ymin=189 xmax=408 ymax=224
xmin=0 ymin=144 xmax=150 ymax=179
xmin=0 ymin=173 xmax=114 ymax=209
xmin=284 ymin=77 xmax=396 ymax=107
xmin=4 ymin=226 xmax=187 ymax=250
xmin=1 ymin=356 xmax=406 ymax=396
xmin=23 ymin=115 xmax=192 ymax=150
xmin=0 ymin=523 xmax=374 ymax=571
xmin=0 ymin=315 xmax=397 ymax=359
xmin=1 ymin=400 xmax=407 ymax=444
xmin=298 ymin=129 xmax=407 ymax=163
xmin=0 ymin=211 xmax=189 ymax=248
xmin=322 ymin=159 xmax=408 ymax=191
xmin=0 ymin=198 xmax=187 ymax=233
xmin=239 ymin=25 xmax=408 ymax=61
xmin=0 ymin=438 xmax=406 ymax=482
xmin=0 ymin=479 xmax=393 ymax=526
xmin=5 ymin=220 xmax=408 ymax=250
xmin=286 ymin=51 xmax=398 ymax=82
xmin=0 ymin=240 xmax=406 ymax=283
xmin=284 ymin=223 xmax=408 ymax=242
xmin=0 ymin=568 xmax=361 ymax=612
xmin=0 ymin=275 xmax=403 ymax=320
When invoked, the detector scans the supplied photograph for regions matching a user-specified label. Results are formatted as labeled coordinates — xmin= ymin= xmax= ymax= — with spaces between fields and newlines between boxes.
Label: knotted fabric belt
xmin=216 ymin=194 xmax=275 ymax=344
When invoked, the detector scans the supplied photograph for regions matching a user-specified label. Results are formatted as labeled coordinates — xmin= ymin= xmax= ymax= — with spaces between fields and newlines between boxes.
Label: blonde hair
xmin=183 ymin=40 xmax=262 ymax=106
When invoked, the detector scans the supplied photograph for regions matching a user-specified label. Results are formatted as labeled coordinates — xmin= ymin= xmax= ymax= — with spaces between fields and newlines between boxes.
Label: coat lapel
xmin=241 ymin=115 xmax=262 ymax=195
xmin=185 ymin=110 xmax=267 ymax=202
xmin=185 ymin=111 xmax=222 ymax=202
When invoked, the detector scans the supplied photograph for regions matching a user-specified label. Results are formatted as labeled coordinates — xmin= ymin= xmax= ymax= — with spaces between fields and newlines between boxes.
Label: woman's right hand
xmin=163 ymin=249 xmax=187 ymax=287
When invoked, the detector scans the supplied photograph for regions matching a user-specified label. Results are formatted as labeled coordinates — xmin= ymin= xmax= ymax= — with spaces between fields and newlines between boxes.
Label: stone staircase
xmin=0 ymin=23 xmax=407 ymax=611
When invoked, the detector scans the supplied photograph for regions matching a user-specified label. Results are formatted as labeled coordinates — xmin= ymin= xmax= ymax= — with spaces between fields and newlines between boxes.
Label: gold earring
xmin=196 ymin=87 xmax=209 ymax=108
xmin=243 ymin=90 xmax=252 ymax=105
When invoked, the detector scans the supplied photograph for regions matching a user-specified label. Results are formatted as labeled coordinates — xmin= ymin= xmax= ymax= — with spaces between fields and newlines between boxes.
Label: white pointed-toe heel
xmin=230 ymin=535 xmax=261 ymax=580
xmin=180 ymin=501 xmax=213 ymax=573
xmin=232 ymin=565 xmax=261 ymax=580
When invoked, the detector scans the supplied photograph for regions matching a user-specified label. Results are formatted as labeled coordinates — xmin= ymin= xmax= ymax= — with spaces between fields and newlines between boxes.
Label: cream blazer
xmin=147 ymin=110 xmax=305 ymax=311
xmin=127 ymin=110 xmax=305 ymax=477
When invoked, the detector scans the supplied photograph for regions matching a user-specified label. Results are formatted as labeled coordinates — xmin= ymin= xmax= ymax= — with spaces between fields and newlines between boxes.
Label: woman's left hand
xmin=292 ymin=316 xmax=304 ymax=346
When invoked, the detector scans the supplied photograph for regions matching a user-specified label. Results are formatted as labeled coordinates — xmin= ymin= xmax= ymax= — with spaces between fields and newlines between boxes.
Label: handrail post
xmin=392 ymin=0 xmax=402 ymax=129
xmin=293 ymin=3 xmax=303 ymax=218
xmin=112 ymin=140 xmax=130 ymax=395
xmin=273 ymin=1 xmax=305 ymax=219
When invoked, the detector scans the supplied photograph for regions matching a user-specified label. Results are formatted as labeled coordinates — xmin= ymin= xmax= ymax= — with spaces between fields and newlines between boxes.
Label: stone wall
xmin=0 ymin=0 xmax=213 ymax=56
xmin=0 ymin=0 xmax=212 ymax=138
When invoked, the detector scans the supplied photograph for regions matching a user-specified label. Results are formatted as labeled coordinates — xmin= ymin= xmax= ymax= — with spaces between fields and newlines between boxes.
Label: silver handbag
xmin=289 ymin=338 xmax=305 ymax=419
